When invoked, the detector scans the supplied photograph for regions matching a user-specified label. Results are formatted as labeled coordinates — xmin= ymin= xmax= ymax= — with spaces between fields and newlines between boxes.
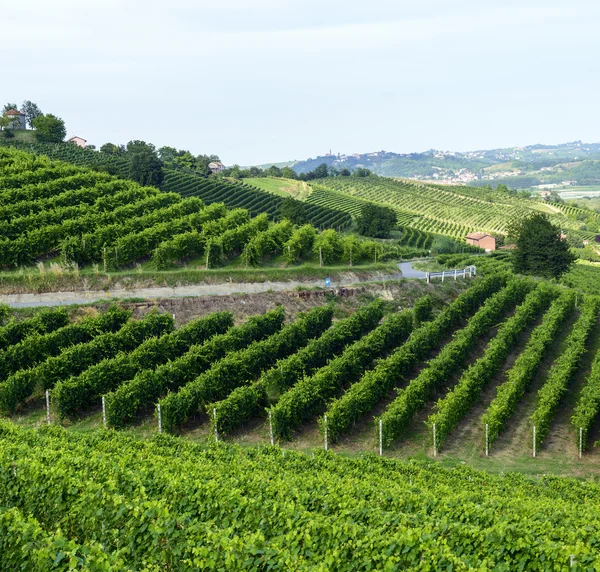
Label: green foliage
xmin=427 ymin=284 xmax=554 ymax=450
xmin=482 ymin=292 xmax=576 ymax=446
xmin=0 ymin=308 xmax=69 ymax=352
xmin=412 ymin=295 xmax=433 ymax=328
xmin=3 ymin=423 xmax=600 ymax=568
xmin=511 ymin=213 xmax=577 ymax=279
xmin=242 ymin=220 xmax=293 ymax=267
xmin=127 ymin=141 xmax=164 ymax=187
xmin=21 ymin=100 xmax=42 ymax=128
xmin=0 ymin=307 xmax=131 ymax=413
xmin=209 ymin=301 xmax=384 ymax=436
xmin=32 ymin=114 xmax=66 ymax=143
xmin=531 ymin=297 xmax=600 ymax=449
xmin=356 ymin=203 xmax=397 ymax=238
xmin=0 ymin=311 xmax=171 ymax=415
xmin=313 ymin=229 xmax=343 ymax=264
xmin=278 ymin=196 xmax=308 ymax=225
xmin=324 ymin=275 xmax=507 ymax=442
xmin=284 ymin=224 xmax=316 ymax=263
xmin=52 ymin=312 xmax=233 ymax=420
xmin=271 ymin=309 xmax=415 ymax=440
xmin=160 ymin=306 xmax=333 ymax=433
xmin=105 ymin=308 xmax=286 ymax=428
xmin=381 ymin=279 xmax=530 ymax=447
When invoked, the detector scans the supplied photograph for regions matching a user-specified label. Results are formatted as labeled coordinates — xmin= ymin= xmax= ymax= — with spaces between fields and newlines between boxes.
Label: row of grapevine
xmin=1 ymin=423 xmax=599 ymax=569
xmin=531 ymin=297 xmax=600 ymax=449
xmin=0 ymin=308 xmax=69 ymax=352
xmin=482 ymin=292 xmax=576 ymax=446
xmin=164 ymin=169 xmax=352 ymax=230
xmin=159 ymin=306 xmax=334 ymax=432
xmin=427 ymin=283 xmax=555 ymax=450
xmin=52 ymin=312 xmax=233 ymax=420
xmin=323 ymin=274 xmax=506 ymax=442
xmin=105 ymin=308 xmax=286 ymax=428
xmin=380 ymin=279 xmax=531 ymax=447
xmin=0 ymin=312 xmax=173 ymax=414
xmin=208 ymin=299 xmax=387 ymax=435
xmin=0 ymin=306 xmax=130 ymax=382
xmin=270 ymin=310 xmax=417 ymax=440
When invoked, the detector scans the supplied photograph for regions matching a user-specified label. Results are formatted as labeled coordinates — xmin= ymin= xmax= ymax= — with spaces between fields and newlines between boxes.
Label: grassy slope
xmin=244 ymin=177 xmax=311 ymax=200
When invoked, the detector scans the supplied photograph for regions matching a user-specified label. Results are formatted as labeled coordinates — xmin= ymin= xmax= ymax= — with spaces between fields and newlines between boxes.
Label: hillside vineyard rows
xmin=0 ymin=148 xmax=386 ymax=271
xmin=0 ymin=275 xmax=598 ymax=459
xmin=310 ymin=176 xmax=599 ymax=241
xmin=3 ymin=422 xmax=600 ymax=570
xmin=2 ymin=142 xmax=352 ymax=230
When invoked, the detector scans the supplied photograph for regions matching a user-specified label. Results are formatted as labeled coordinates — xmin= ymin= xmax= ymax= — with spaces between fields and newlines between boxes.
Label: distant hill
xmin=266 ymin=141 xmax=600 ymax=193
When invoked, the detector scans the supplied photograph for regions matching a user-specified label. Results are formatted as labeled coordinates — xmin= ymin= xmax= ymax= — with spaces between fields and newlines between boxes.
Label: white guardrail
xmin=426 ymin=266 xmax=476 ymax=283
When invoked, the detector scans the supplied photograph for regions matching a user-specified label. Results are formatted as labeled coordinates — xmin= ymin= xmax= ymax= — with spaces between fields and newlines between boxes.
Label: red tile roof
xmin=466 ymin=232 xmax=492 ymax=240
xmin=5 ymin=110 xmax=24 ymax=116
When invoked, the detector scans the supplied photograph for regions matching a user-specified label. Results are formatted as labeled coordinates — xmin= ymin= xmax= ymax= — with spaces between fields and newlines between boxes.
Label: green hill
xmin=307 ymin=175 xmax=599 ymax=241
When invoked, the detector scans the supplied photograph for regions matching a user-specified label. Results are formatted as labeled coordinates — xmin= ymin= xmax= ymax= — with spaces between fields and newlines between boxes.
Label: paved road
xmin=397 ymin=261 xmax=428 ymax=279
xmin=0 ymin=262 xmax=433 ymax=308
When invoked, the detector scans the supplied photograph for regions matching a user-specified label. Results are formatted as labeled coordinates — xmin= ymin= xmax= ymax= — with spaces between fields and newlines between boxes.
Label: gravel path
xmin=0 ymin=262 xmax=436 ymax=308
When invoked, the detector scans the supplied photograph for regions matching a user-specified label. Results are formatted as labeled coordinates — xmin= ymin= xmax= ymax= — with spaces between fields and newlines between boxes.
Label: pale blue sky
xmin=3 ymin=0 xmax=599 ymax=165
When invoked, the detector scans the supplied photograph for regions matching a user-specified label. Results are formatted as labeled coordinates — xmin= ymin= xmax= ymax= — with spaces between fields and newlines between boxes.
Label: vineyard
xmin=0 ymin=274 xmax=598 ymax=463
xmin=1 ymin=141 xmax=352 ymax=230
xmin=2 ymin=423 xmax=600 ymax=570
xmin=2 ymin=275 xmax=600 ymax=566
xmin=0 ymin=147 xmax=384 ymax=273
xmin=310 ymin=176 xmax=598 ymax=241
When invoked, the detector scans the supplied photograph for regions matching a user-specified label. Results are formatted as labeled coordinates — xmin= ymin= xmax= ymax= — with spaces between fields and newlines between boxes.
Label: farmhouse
xmin=465 ymin=232 xmax=496 ymax=252
xmin=5 ymin=109 xmax=26 ymax=129
xmin=208 ymin=161 xmax=225 ymax=174
xmin=67 ymin=136 xmax=87 ymax=148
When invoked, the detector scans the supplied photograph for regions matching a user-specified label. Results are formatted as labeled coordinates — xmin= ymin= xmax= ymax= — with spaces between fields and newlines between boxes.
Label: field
xmin=3 ymin=274 xmax=600 ymax=468
xmin=244 ymin=177 xmax=311 ymax=200
xmin=1 ymin=141 xmax=352 ymax=231
xmin=6 ymin=140 xmax=600 ymax=569
xmin=3 ymin=275 xmax=600 ymax=567
xmin=3 ymin=423 xmax=600 ymax=570
xmin=307 ymin=176 xmax=599 ymax=241
xmin=0 ymin=148 xmax=399 ymax=281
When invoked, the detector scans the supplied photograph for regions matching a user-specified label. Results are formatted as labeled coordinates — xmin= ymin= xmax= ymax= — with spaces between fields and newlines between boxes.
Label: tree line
xmin=222 ymin=162 xmax=374 ymax=181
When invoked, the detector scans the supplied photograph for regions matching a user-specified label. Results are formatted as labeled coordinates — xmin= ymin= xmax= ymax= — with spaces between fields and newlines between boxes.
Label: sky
xmin=3 ymin=0 xmax=600 ymax=165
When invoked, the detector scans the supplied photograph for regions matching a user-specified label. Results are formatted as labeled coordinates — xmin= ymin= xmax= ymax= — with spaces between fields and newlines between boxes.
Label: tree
xmin=356 ymin=204 xmax=397 ymax=238
xmin=266 ymin=165 xmax=283 ymax=178
xmin=354 ymin=167 xmax=372 ymax=177
xmin=32 ymin=114 xmax=66 ymax=142
xmin=340 ymin=168 xmax=351 ymax=177
xmin=0 ymin=116 xmax=13 ymax=138
xmin=21 ymin=101 xmax=42 ymax=128
xmin=100 ymin=142 xmax=124 ymax=155
xmin=278 ymin=197 xmax=307 ymax=225
xmin=313 ymin=163 xmax=329 ymax=178
xmin=281 ymin=166 xmax=297 ymax=179
xmin=129 ymin=148 xmax=164 ymax=187
xmin=2 ymin=103 xmax=17 ymax=114
xmin=510 ymin=213 xmax=576 ymax=279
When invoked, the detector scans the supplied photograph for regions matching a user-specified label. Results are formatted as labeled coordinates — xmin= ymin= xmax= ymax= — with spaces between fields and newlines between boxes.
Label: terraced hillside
xmin=0 ymin=148 xmax=374 ymax=273
xmin=309 ymin=176 xmax=598 ymax=240
xmin=0 ymin=141 xmax=352 ymax=230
